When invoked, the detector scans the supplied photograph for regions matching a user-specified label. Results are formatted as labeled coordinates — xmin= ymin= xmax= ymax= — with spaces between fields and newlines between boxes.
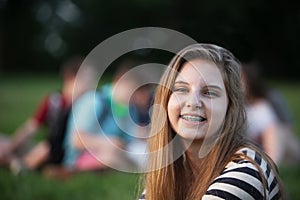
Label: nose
xmin=186 ymin=92 xmax=202 ymax=109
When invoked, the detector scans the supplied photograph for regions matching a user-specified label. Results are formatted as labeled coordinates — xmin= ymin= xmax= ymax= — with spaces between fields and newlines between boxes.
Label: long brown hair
xmin=143 ymin=44 xmax=284 ymax=199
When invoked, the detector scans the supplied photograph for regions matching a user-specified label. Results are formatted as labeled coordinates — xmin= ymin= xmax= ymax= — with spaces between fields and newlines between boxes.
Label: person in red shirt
xmin=0 ymin=55 xmax=95 ymax=174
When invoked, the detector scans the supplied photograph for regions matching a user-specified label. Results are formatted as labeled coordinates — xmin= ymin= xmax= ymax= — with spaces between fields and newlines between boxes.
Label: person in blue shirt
xmin=62 ymin=63 xmax=153 ymax=173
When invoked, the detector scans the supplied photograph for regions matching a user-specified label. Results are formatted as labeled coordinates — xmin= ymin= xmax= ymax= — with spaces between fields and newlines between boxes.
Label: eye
xmin=203 ymin=89 xmax=219 ymax=97
xmin=173 ymin=87 xmax=189 ymax=93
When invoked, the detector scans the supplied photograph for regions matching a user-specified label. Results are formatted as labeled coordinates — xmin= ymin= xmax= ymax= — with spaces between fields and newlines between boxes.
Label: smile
xmin=180 ymin=115 xmax=206 ymax=122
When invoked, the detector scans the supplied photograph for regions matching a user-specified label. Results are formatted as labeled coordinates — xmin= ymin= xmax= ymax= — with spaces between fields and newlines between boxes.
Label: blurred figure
xmin=62 ymin=61 xmax=154 ymax=173
xmin=0 ymin=55 xmax=95 ymax=174
xmin=242 ymin=62 xmax=300 ymax=165
xmin=125 ymin=83 xmax=154 ymax=169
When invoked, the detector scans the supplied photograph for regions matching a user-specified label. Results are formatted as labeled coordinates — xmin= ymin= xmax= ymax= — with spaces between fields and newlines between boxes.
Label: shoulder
xmin=72 ymin=89 xmax=110 ymax=122
xmin=73 ymin=90 xmax=105 ymax=109
xmin=35 ymin=92 xmax=62 ymax=113
xmin=203 ymin=147 xmax=281 ymax=200
xmin=246 ymin=100 xmax=278 ymax=135
xmin=39 ymin=92 xmax=60 ymax=105
xmin=76 ymin=90 xmax=94 ymax=103
xmin=247 ymin=100 xmax=277 ymax=121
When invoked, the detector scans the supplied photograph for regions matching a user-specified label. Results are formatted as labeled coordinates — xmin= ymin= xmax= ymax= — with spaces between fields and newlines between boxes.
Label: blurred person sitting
xmin=0 ymin=55 xmax=96 ymax=174
xmin=242 ymin=62 xmax=300 ymax=165
xmin=62 ymin=61 xmax=155 ymax=173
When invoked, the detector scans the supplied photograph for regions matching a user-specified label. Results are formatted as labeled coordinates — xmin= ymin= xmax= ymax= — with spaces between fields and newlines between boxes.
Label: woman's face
xmin=167 ymin=59 xmax=228 ymax=142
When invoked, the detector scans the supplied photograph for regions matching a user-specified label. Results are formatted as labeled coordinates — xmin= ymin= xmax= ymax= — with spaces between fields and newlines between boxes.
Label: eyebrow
xmin=174 ymin=80 xmax=223 ymax=90
xmin=174 ymin=80 xmax=189 ymax=85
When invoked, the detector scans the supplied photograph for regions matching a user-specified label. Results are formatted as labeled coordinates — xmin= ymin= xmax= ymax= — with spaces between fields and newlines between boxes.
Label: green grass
xmin=0 ymin=168 xmax=140 ymax=200
xmin=0 ymin=74 xmax=299 ymax=199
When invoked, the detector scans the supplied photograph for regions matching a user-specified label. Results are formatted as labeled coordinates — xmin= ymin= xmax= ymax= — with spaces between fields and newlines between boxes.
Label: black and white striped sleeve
xmin=203 ymin=162 xmax=265 ymax=199
xmin=202 ymin=148 xmax=281 ymax=200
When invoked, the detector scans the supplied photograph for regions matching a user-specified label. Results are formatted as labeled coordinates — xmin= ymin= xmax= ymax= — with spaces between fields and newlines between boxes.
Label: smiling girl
xmin=139 ymin=44 xmax=285 ymax=199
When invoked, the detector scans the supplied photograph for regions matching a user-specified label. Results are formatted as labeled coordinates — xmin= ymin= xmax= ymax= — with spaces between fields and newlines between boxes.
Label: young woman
xmin=139 ymin=44 xmax=285 ymax=199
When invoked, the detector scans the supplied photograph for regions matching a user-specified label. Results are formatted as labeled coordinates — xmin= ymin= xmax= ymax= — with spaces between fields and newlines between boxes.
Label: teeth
xmin=181 ymin=115 xmax=205 ymax=122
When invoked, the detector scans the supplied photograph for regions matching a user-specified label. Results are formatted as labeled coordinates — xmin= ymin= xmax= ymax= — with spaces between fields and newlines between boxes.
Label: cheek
xmin=167 ymin=95 xmax=181 ymax=124
xmin=208 ymin=99 xmax=228 ymax=131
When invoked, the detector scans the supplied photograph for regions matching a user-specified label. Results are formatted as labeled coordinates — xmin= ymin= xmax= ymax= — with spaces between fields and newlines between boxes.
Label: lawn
xmin=0 ymin=73 xmax=299 ymax=199
xmin=0 ymin=167 xmax=140 ymax=200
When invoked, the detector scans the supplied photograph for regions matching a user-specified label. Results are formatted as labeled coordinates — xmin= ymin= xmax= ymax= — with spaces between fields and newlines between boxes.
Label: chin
xmin=178 ymin=132 xmax=206 ymax=141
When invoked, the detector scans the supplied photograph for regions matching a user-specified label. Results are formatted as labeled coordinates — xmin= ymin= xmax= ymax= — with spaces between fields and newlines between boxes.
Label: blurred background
xmin=0 ymin=0 xmax=299 ymax=199
xmin=0 ymin=0 xmax=299 ymax=78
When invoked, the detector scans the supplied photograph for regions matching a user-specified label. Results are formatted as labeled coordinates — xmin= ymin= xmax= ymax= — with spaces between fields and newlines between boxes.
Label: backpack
xmin=47 ymin=105 xmax=71 ymax=164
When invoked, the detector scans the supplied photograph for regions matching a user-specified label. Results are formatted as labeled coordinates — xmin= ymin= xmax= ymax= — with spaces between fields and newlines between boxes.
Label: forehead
xmin=175 ymin=59 xmax=224 ymax=86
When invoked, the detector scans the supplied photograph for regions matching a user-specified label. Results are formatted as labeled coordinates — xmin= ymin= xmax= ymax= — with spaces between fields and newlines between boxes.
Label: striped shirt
xmin=203 ymin=147 xmax=281 ymax=199
xmin=139 ymin=148 xmax=281 ymax=200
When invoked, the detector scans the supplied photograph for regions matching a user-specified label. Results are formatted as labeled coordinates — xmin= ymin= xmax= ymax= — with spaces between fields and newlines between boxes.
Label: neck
xmin=183 ymin=136 xmax=218 ymax=162
xmin=182 ymin=139 xmax=203 ymax=161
